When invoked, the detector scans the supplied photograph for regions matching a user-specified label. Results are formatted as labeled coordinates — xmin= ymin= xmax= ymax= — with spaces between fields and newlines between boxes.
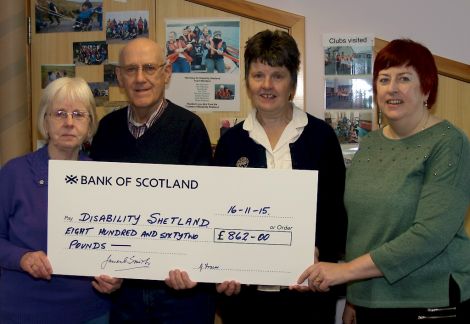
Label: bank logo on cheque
xmin=65 ymin=175 xmax=78 ymax=184
xmin=64 ymin=175 xmax=113 ymax=186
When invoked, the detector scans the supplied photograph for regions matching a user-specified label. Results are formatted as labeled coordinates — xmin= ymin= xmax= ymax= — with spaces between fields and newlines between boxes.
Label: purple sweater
xmin=0 ymin=146 xmax=110 ymax=323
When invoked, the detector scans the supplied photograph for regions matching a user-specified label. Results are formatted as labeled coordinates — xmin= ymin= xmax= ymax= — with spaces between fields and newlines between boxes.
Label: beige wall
xmin=0 ymin=1 xmax=30 ymax=166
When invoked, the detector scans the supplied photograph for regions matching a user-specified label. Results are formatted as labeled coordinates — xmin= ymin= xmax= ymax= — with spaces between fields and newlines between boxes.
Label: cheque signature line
xmin=114 ymin=266 xmax=150 ymax=271
xmin=194 ymin=262 xmax=292 ymax=274
xmin=223 ymin=268 xmax=291 ymax=274
xmin=104 ymin=249 xmax=186 ymax=255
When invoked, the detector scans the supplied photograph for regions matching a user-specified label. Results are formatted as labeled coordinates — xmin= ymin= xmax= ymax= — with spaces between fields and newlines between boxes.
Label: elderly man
xmin=90 ymin=38 xmax=215 ymax=324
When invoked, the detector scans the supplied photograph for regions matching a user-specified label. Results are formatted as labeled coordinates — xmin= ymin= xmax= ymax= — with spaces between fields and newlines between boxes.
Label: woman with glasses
xmin=0 ymin=77 xmax=122 ymax=323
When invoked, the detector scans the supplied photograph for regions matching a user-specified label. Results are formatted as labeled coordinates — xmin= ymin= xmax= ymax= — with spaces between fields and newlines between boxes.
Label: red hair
xmin=373 ymin=39 xmax=438 ymax=108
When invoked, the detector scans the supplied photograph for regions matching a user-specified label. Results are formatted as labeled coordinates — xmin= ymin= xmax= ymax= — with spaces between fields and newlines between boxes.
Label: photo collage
xmin=323 ymin=34 xmax=375 ymax=166
xmin=36 ymin=0 xmax=149 ymax=111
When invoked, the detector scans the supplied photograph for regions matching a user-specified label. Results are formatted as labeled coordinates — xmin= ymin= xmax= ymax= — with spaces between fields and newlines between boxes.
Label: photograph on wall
xmin=41 ymin=64 xmax=75 ymax=88
xmin=105 ymin=11 xmax=149 ymax=44
xmin=215 ymin=84 xmax=235 ymax=100
xmin=325 ymin=110 xmax=372 ymax=144
xmin=325 ymin=109 xmax=372 ymax=167
xmin=219 ymin=117 xmax=244 ymax=138
xmin=325 ymin=77 xmax=373 ymax=109
xmin=73 ymin=41 xmax=108 ymax=65
xmin=165 ymin=20 xmax=240 ymax=74
xmin=88 ymin=82 xmax=109 ymax=106
xmin=165 ymin=18 xmax=241 ymax=112
xmin=35 ymin=0 xmax=103 ymax=34
xmin=323 ymin=34 xmax=373 ymax=76
xmin=104 ymin=63 xmax=119 ymax=86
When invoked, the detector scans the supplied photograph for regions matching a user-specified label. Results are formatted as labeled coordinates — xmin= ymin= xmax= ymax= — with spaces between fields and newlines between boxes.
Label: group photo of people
xmin=105 ymin=11 xmax=149 ymax=43
xmin=73 ymin=41 xmax=108 ymax=65
xmin=166 ymin=20 xmax=240 ymax=73
xmin=324 ymin=46 xmax=372 ymax=76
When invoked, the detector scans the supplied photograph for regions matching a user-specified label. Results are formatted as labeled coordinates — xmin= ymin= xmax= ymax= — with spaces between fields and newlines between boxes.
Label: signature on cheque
xmin=101 ymin=254 xmax=151 ymax=271
xmin=197 ymin=262 xmax=220 ymax=272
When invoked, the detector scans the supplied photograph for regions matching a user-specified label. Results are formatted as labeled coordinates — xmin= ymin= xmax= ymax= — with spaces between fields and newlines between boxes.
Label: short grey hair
xmin=37 ymin=77 xmax=98 ymax=141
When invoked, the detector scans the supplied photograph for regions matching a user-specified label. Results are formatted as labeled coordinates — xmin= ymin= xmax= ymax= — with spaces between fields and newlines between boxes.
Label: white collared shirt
xmin=243 ymin=103 xmax=308 ymax=291
xmin=243 ymin=104 xmax=308 ymax=170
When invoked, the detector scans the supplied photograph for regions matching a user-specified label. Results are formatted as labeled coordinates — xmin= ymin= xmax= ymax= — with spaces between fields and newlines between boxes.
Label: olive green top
xmin=345 ymin=120 xmax=470 ymax=308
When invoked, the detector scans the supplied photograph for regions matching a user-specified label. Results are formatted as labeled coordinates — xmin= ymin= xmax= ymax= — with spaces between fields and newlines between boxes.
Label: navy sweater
xmin=214 ymin=114 xmax=347 ymax=262
xmin=90 ymin=100 xmax=212 ymax=165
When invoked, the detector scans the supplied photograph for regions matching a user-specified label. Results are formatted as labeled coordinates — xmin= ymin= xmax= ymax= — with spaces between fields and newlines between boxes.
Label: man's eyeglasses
xmin=118 ymin=63 xmax=166 ymax=77
xmin=46 ymin=110 xmax=90 ymax=121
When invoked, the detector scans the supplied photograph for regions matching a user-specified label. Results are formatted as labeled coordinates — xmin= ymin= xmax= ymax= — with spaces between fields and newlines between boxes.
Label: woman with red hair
xmin=299 ymin=39 xmax=470 ymax=323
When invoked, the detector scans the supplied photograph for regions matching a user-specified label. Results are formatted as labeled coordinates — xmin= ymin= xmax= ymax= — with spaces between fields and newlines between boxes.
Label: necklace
xmin=421 ymin=112 xmax=430 ymax=130
xmin=385 ymin=111 xmax=430 ymax=139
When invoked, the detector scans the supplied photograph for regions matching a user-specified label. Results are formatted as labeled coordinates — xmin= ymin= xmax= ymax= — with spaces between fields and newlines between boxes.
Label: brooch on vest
xmin=236 ymin=157 xmax=249 ymax=167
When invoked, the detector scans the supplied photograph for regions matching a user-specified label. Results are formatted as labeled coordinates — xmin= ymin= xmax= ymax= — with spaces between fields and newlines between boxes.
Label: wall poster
xmin=165 ymin=18 xmax=241 ymax=112
xmin=323 ymin=34 xmax=374 ymax=167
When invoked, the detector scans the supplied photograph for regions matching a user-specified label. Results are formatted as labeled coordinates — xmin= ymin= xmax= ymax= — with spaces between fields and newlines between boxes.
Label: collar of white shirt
xmin=244 ymin=104 xmax=308 ymax=169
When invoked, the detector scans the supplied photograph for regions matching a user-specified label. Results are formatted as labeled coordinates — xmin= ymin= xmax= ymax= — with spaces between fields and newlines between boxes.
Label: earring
xmin=424 ymin=101 xmax=428 ymax=108
xmin=378 ymin=109 xmax=382 ymax=128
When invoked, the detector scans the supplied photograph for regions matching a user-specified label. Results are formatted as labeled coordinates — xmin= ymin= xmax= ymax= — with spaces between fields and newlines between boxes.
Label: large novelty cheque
xmin=48 ymin=160 xmax=318 ymax=286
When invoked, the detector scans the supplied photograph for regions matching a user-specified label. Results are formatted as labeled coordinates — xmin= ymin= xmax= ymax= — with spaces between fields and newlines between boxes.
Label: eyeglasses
xmin=118 ymin=63 xmax=166 ymax=77
xmin=46 ymin=110 xmax=90 ymax=121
